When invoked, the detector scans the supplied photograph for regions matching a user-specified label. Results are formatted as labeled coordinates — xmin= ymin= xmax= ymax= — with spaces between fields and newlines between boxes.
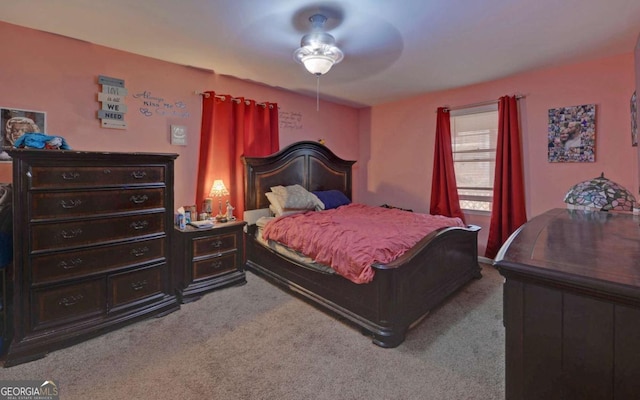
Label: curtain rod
xmin=439 ymin=94 xmax=525 ymax=113
xmin=194 ymin=91 xmax=277 ymax=109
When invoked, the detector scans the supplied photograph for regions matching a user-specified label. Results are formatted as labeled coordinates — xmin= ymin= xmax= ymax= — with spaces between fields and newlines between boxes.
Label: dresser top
xmin=495 ymin=208 xmax=640 ymax=291
xmin=6 ymin=148 xmax=179 ymax=161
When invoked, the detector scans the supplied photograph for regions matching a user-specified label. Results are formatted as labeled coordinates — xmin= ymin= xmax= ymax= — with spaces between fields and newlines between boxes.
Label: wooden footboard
xmin=245 ymin=224 xmax=481 ymax=348
xmin=373 ymin=224 xmax=482 ymax=346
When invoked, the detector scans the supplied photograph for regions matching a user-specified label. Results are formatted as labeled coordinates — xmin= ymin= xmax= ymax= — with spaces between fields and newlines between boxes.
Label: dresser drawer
xmin=109 ymin=264 xmax=164 ymax=308
xmin=193 ymin=232 xmax=237 ymax=257
xmin=193 ymin=253 xmax=238 ymax=280
xmin=31 ymin=212 xmax=165 ymax=252
xmin=31 ymin=188 xmax=165 ymax=219
xmin=29 ymin=165 xmax=165 ymax=189
xmin=31 ymin=278 xmax=106 ymax=331
xmin=31 ymin=237 xmax=166 ymax=284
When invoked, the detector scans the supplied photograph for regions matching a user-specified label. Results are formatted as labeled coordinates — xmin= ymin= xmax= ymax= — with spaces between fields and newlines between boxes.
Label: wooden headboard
xmin=242 ymin=141 xmax=356 ymax=211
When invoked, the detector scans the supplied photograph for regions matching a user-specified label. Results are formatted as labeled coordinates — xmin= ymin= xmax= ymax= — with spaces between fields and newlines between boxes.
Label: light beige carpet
xmin=1 ymin=264 xmax=505 ymax=400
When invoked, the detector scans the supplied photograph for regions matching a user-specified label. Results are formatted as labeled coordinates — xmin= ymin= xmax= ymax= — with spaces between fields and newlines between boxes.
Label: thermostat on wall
xmin=170 ymin=125 xmax=187 ymax=146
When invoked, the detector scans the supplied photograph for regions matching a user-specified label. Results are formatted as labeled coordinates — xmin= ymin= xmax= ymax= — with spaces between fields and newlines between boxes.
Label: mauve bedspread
xmin=261 ymin=203 xmax=465 ymax=284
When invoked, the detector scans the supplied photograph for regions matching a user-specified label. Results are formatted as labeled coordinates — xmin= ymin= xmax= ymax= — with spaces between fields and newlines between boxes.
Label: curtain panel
xmin=430 ymin=107 xmax=465 ymax=223
xmin=485 ymin=95 xmax=527 ymax=259
xmin=196 ymin=91 xmax=279 ymax=219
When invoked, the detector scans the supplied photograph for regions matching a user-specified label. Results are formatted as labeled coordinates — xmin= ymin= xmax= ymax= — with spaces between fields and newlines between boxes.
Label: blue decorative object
xmin=312 ymin=190 xmax=351 ymax=210
xmin=13 ymin=132 xmax=71 ymax=150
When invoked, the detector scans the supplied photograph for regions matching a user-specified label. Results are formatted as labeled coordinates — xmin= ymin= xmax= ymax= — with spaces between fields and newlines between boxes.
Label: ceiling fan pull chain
xmin=317 ymin=76 xmax=320 ymax=111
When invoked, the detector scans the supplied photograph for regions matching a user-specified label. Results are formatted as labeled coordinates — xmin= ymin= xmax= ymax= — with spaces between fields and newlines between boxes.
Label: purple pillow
xmin=312 ymin=190 xmax=351 ymax=210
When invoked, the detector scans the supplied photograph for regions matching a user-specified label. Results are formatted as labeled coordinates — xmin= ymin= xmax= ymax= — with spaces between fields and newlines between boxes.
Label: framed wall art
xmin=547 ymin=103 xmax=596 ymax=163
xmin=631 ymin=91 xmax=638 ymax=147
xmin=0 ymin=107 xmax=46 ymax=161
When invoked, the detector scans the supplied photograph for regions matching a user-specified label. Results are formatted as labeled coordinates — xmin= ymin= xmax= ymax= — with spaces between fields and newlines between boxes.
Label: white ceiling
xmin=2 ymin=1 xmax=640 ymax=108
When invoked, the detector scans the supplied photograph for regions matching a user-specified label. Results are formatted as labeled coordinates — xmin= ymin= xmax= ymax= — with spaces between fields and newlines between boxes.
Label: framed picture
xmin=0 ymin=107 xmax=46 ymax=161
xmin=631 ymin=91 xmax=638 ymax=147
xmin=547 ymin=104 xmax=596 ymax=163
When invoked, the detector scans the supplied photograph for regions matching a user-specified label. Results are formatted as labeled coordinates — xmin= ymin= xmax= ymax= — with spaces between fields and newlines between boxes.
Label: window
xmin=450 ymin=106 xmax=498 ymax=212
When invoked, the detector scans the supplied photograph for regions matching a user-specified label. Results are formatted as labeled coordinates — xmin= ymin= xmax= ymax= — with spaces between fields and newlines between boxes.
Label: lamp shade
xmin=300 ymin=54 xmax=335 ymax=75
xmin=209 ymin=179 xmax=229 ymax=198
xmin=563 ymin=173 xmax=636 ymax=211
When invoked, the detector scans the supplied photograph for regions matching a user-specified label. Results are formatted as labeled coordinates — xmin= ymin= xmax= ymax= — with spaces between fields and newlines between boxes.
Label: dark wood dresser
xmin=495 ymin=208 xmax=640 ymax=400
xmin=2 ymin=149 xmax=180 ymax=367
xmin=174 ymin=220 xmax=246 ymax=303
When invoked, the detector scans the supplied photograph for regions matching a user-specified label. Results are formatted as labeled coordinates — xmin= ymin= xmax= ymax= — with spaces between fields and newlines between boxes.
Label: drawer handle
xmin=59 ymin=294 xmax=84 ymax=307
xmin=103 ymin=169 xmax=112 ymax=174
xmin=131 ymin=280 xmax=147 ymax=291
xmin=58 ymin=258 xmax=83 ymax=269
xmin=130 ymin=221 xmax=149 ymax=230
xmin=130 ymin=195 xmax=149 ymax=204
xmin=62 ymin=172 xmax=80 ymax=180
xmin=61 ymin=228 xmax=83 ymax=239
xmin=130 ymin=246 xmax=149 ymax=257
xmin=211 ymin=240 xmax=223 ymax=248
xmin=211 ymin=261 xmax=223 ymax=270
xmin=131 ymin=171 xmax=147 ymax=179
xmin=60 ymin=199 xmax=82 ymax=209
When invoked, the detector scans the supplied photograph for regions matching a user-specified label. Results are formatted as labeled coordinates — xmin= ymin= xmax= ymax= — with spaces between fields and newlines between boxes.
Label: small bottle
xmin=178 ymin=214 xmax=186 ymax=230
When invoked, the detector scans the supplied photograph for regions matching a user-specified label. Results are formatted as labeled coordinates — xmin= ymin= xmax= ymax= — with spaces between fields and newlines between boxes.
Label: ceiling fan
xmin=293 ymin=13 xmax=344 ymax=76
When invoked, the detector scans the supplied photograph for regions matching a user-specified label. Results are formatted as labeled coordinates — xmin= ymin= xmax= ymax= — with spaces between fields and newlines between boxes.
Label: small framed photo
xmin=0 ymin=107 xmax=46 ymax=161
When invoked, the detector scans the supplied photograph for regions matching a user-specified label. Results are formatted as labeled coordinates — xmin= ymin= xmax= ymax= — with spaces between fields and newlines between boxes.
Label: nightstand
xmin=174 ymin=220 xmax=246 ymax=303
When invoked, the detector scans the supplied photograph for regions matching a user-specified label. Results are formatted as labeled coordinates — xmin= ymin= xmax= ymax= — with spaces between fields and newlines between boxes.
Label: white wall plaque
xmin=101 ymin=119 xmax=127 ymax=129
xmin=101 ymin=101 xmax=128 ymax=113
xmin=170 ymin=125 xmax=187 ymax=145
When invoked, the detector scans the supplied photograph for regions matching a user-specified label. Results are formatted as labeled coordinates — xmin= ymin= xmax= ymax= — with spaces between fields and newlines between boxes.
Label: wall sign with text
xmin=279 ymin=111 xmax=303 ymax=130
xmin=132 ymin=90 xmax=189 ymax=118
xmin=97 ymin=75 xmax=127 ymax=130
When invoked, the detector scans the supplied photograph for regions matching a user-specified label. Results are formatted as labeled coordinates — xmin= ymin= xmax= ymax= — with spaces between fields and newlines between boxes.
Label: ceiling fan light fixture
xmin=293 ymin=14 xmax=343 ymax=76
xmin=298 ymin=54 xmax=336 ymax=75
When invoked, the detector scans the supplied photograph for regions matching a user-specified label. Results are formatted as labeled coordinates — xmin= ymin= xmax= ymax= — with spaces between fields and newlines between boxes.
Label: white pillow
xmin=270 ymin=184 xmax=324 ymax=210
xmin=265 ymin=192 xmax=285 ymax=216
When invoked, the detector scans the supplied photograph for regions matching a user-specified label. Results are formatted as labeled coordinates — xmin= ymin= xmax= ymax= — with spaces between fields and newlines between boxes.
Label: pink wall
xmin=0 ymin=22 xmax=359 ymax=207
xmin=360 ymin=52 xmax=639 ymax=254
xmin=2 ymin=21 xmax=638 ymax=257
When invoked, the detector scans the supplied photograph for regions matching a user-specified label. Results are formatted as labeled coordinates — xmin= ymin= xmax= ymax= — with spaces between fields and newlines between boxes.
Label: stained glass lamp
xmin=563 ymin=173 xmax=636 ymax=211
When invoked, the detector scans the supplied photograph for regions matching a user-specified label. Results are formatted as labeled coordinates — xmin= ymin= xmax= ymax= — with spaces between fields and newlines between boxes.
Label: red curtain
xmin=485 ymin=95 xmax=527 ymax=259
xmin=195 ymin=91 xmax=279 ymax=219
xmin=430 ymin=107 xmax=465 ymax=223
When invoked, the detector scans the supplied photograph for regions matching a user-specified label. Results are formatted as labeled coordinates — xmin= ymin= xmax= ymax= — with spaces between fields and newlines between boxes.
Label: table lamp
xmin=563 ymin=172 xmax=636 ymax=212
xmin=209 ymin=179 xmax=230 ymax=222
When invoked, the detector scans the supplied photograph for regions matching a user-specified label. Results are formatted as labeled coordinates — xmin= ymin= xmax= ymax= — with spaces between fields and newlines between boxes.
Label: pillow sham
xmin=266 ymin=192 xmax=309 ymax=218
xmin=270 ymin=184 xmax=323 ymax=210
xmin=312 ymin=190 xmax=351 ymax=210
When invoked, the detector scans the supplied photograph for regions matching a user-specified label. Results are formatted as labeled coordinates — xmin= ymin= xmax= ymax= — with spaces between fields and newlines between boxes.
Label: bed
xmin=242 ymin=141 xmax=481 ymax=347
